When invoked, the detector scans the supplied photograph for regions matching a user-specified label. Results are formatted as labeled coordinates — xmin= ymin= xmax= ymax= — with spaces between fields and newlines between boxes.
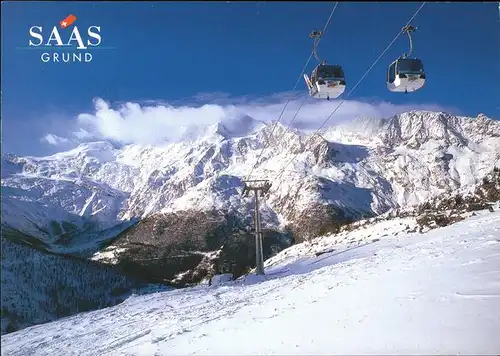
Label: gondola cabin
xmin=304 ymin=64 xmax=346 ymax=100
xmin=386 ymin=58 xmax=426 ymax=93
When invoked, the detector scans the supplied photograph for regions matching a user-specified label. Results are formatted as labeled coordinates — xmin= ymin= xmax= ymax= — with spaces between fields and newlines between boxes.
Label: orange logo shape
xmin=60 ymin=14 xmax=77 ymax=29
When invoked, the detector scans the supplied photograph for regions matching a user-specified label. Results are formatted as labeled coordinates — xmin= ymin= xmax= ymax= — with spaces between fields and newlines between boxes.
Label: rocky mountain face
xmin=105 ymin=210 xmax=291 ymax=286
xmin=338 ymin=166 xmax=500 ymax=235
xmin=2 ymin=111 xmax=499 ymax=286
xmin=413 ymin=166 xmax=500 ymax=230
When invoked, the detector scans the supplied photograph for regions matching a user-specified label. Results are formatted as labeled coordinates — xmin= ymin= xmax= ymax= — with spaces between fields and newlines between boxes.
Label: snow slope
xmin=2 ymin=209 xmax=499 ymax=355
xmin=1 ymin=143 xmax=136 ymax=255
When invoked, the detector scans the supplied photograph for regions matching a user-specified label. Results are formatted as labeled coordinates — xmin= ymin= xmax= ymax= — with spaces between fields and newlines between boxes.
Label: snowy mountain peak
xmin=380 ymin=111 xmax=460 ymax=148
xmin=216 ymin=115 xmax=267 ymax=139
xmin=377 ymin=110 xmax=500 ymax=149
xmin=51 ymin=141 xmax=118 ymax=161
xmin=173 ymin=114 xmax=268 ymax=144
xmin=476 ymin=113 xmax=491 ymax=120
xmin=73 ymin=141 xmax=117 ymax=154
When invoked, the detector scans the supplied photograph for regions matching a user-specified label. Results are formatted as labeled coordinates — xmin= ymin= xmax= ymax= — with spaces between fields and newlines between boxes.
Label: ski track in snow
xmin=2 ymin=211 xmax=500 ymax=355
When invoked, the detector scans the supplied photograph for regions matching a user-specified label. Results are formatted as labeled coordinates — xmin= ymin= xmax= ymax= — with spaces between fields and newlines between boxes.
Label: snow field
xmin=2 ymin=210 xmax=500 ymax=355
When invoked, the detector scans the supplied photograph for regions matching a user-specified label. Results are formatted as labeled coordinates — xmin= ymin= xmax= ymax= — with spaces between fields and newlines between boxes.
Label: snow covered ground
xmin=2 ymin=210 xmax=500 ymax=355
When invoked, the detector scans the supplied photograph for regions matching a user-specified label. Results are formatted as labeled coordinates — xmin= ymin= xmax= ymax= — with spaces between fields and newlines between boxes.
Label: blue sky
xmin=1 ymin=1 xmax=499 ymax=156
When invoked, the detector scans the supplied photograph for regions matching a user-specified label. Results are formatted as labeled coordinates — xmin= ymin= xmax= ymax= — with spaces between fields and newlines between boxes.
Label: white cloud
xmin=40 ymin=134 xmax=70 ymax=146
xmin=41 ymin=93 xmax=458 ymax=147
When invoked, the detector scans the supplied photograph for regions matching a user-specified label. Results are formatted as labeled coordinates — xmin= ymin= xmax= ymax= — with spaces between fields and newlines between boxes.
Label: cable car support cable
xmin=273 ymin=2 xmax=427 ymax=185
xmin=245 ymin=1 xmax=339 ymax=181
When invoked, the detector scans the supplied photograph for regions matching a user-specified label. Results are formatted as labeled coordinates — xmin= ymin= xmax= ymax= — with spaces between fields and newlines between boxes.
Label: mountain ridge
xmin=2 ymin=110 xmax=498 ymax=245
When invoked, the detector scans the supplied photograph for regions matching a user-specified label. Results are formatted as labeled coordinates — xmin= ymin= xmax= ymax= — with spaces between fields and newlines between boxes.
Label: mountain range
xmin=2 ymin=109 xmax=499 ymax=334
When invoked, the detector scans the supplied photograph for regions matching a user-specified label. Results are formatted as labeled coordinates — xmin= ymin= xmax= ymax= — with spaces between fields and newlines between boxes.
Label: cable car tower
xmin=386 ymin=25 xmax=426 ymax=94
xmin=303 ymin=30 xmax=346 ymax=100
xmin=242 ymin=179 xmax=271 ymax=275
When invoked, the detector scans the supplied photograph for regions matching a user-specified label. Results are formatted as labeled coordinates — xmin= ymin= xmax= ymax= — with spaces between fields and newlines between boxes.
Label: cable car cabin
xmin=304 ymin=64 xmax=346 ymax=100
xmin=386 ymin=58 xmax=426 ymax=93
